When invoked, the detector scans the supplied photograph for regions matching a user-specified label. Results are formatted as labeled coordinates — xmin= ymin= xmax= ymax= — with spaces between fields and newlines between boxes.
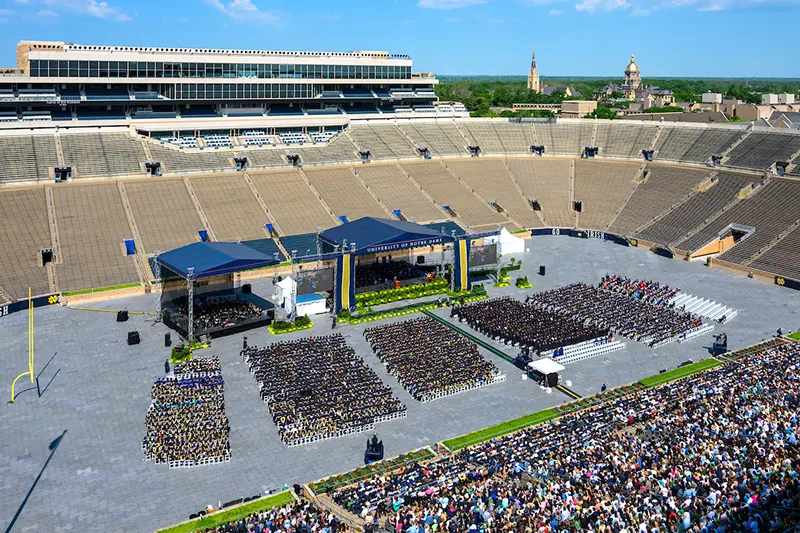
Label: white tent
xmin=275 ymin=276 xmax=297 ymax=318
xmin=527 ymin=359 xmax=565 ymax=375
xmin=485 ymin=227 xmax=525 ymax=255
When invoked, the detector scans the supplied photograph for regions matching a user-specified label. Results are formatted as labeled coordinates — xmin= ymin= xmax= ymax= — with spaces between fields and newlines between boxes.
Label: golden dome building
xmin=622 ymin=55 xmax=642 ymax=98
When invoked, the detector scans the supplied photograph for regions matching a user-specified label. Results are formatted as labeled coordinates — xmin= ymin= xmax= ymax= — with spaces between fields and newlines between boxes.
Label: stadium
xmin=1 ymin=40 xmax=800 ymax=533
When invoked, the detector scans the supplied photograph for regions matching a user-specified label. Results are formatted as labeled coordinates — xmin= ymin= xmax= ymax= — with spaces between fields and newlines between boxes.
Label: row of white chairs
xmin=418 ymin=374 xmax=507 ymax=403
xmin=547 ymin=342 xmax=627 ymax=365
xmin=671 ymin=293 xmax=738 ymax=322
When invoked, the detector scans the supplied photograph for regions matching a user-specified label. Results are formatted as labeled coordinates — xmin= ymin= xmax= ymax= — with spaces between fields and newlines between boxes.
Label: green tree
xmin=585 ymin=106 xmax=618 ymax=120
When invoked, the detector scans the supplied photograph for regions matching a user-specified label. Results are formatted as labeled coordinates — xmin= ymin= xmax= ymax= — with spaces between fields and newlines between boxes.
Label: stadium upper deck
xmin=0 ymin=41 xmax=445 ymax=125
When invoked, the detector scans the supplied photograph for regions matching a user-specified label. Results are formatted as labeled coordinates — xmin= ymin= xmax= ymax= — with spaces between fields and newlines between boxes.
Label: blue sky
xmin=0 ymin=0 xmax=797 ymax=77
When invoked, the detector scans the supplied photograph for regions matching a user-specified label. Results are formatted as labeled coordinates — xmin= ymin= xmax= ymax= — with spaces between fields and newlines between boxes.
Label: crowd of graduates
xmin=331 ymin=340 xmax=800 ymax=533
xmin=364 ymin=317 xmax=503 ymax=402
xmin=451 ymin=296 xmax=606 ymax=352
xmin=143 ymin=357 xmax=230 ymax=467
xmin=530 ymin=283 xmax=702 ymax=347
xmin=242 ymin=335 xmax=406 ymax=446
xmin=600 ymin=275 xmax=681 ymax=306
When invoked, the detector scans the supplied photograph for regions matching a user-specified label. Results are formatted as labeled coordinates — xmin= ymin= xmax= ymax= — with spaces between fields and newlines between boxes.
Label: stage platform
xmin=296 ymin=293 xmax=328 ymax=316
xmin=162 ymin=292 xmax=273 ymax=339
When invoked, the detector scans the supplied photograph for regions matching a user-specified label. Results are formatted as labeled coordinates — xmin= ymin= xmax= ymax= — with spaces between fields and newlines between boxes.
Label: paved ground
xmin=1 ymin=236 xmax=798 ymax=533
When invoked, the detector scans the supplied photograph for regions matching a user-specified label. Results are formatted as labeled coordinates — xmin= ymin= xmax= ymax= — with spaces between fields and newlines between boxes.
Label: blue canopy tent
xmin=155 ymin=242 xmax=280 ymax=339
xmin=318 ymin=217 xmax=474 ymax=312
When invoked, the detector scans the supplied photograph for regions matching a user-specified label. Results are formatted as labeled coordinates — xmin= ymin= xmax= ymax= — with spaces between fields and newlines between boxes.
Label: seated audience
xmin=175 ymin=296 xmax=262 ymax=332
xmin=242 ymin=335 xmax=406 ymax=446
xmin=364 ymin=317 xmax=502 ymax=402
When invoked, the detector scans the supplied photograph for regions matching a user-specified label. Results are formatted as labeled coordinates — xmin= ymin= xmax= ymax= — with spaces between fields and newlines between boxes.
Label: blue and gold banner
xmin=335 ymin=253 xmax=357 ymax=312
xmin=453 ymin=239 xmax=471 ymax=292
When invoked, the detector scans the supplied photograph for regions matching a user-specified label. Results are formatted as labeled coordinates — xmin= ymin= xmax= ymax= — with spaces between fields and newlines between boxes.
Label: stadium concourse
xmin=1 ymin=238 xmax=799 ymax=533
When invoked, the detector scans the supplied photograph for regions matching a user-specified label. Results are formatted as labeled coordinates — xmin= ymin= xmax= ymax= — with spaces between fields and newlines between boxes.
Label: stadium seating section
xmin=1 ymin=120 xmax=800 ymax=301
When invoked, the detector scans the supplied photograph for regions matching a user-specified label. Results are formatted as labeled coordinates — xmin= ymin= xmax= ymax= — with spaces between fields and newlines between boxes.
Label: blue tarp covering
xmin=156 ymin=242 xmax=280 ymax=280
xmin=320 ymin=217 xmax=454 ymax=255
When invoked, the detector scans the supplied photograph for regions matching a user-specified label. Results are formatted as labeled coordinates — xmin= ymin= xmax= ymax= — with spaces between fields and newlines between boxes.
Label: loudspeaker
xmin=127 ymin=331 xmax=140 ymax=345
xmin=416 ymin=256 xmax=425 ymax=264
xmin=165 ymin=332 xmax=172 ymax=347
xmin=539 ymin=265 xmax=546 ymax=276
xmin=116 ymin=310 xmax=128 ymax=322
xmin=573 ymin=201 xmax=582 ymax=213
xmin=545 ymin=373 xmax=559 ymax=388
xmin=242 ymin=284 xmax=252 ymax=294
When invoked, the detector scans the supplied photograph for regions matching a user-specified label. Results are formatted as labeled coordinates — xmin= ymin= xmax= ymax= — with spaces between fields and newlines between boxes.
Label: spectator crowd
xmin=242 ymin=335 xmax=406 ymax=446
xmin=143 ymin=357 xmax=231 ymax=468
xmin=331 ymin=340 xmax=800 ymax=533
xmin=364 ymin=317 xmax=503 ymax=402
xmin=355 ymin=260 xmax=427 ymax=289
xmin=600 ymin=274 xmax=680 ymax=306
xmin=452 ymin=296 xmax=606 ymax=352
xmin=531 ymin=282 xmax=702 ymax=347
xmin=199 ymin=499 xmax=352 ymax=533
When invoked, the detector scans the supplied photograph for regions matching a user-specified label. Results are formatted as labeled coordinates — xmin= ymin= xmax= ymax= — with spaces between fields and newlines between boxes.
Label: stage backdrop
xmin=334 ymin=253 xmax=357 ymax=312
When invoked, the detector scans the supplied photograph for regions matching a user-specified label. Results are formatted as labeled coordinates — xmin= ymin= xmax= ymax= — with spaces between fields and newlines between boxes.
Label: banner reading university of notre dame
xmin=453 ymin=238 xmax=471 ymax=292
xmin=334 ymin=253 xmax=357 ymax=312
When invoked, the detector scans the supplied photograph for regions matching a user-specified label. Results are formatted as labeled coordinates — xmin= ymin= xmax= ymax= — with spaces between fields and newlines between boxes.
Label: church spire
xmin=527 ymin=49 xmax=540 ymax=93
xmin=531 ymin=50 xmax=537 ymax=69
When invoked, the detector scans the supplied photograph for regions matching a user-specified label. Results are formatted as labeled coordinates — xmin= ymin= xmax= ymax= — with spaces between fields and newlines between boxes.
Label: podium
xmin=364 ymin=434 xmax=384 ymax=464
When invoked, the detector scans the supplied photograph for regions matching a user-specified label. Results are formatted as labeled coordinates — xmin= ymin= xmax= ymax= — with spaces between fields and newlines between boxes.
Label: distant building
xmin=561 ymin=100 xmax=597 ymax=119
xmin=762 ymin=93 xmax=795 ymax=105
xmin=542 ymin=86 xmax=579 ymax=97
xmin=702 ymin=92 xmax=723 ymax=104
xmin=621 ymin=55 xmax=642 ymax=98
xmin=527 ymin=51 xmax=540 ymax=92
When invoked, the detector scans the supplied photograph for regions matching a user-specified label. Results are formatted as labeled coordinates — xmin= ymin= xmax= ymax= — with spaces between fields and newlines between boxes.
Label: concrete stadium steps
xmin=445 ymin=159 xmax=541 ymax=228
xmin=248 ymin=170 xmax=337 ymax=236
xmin=573 ymin=159 xmax=640 ymax=230
xmin=596 ymin=123 xmax=658 ymax=159
xmin=609 ymin=165 xmax=712 ymax=236
xmin=52 ymin=183 xmax=140 ymax=293
xmin=540 ymin=338 xmax=627 ymax=364
xmin=124 ymin=179 xmax=204 ymax=253
xmin=725 ymin=131 xmax=800 ymax=171
xmin=505 ymin=158 xmax=574 ymax=228
xmin=653 ymin=126 xmax=708 ymax=162
xmin=749 ymin=225 xmax=800 ymax=281
xmin=353 ymin=165 xmax=444 ymax=223
xmin=190 ymin=174 xmax=272 ymax=241
xmin=635 ymin=172 xmax=754 ymax=246
xmin=0 ymin=134 xmax=59 ymax=181
xmin=535 ymin=122 xmax=594 ymax=156
xmin=400 ymin=161 xmax=507 ymax=228
xmin=398 ymin=123 xmax=468 ymax=156
xmin=291 ymin=134 xmax=360 ymax=165
xmin=678 ymin=179 xmax=800 ymax=263
xmin=303 ymin=167 xmax=390 ymax=221
xmin=347 ymin=124 xmax=417 ymax=159
xmin=148 ymin=142 xmax=233 ymax=173
xmin=490 ymin=122 xmax=536 ymax=153
xmin=671 ymin=293 xmax=738 ymax=322
xmin=0 ymin=187 xmax=52 ymax=299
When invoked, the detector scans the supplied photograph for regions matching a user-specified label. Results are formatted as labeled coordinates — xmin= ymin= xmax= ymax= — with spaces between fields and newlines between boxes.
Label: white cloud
xmin=0 ymin=8 xmax=13 ymax=21
xmin=417 ymin=0 xmax=487 ymax=9
xmin=38 ymin=8 xmax=58 ymax=16
xmin=548 ymin=8 xmax=564 ymax=13
xmin=204 ymin=0 xmax=279 ymax=23
xmin=41 ymin=0 xmax=132 ymax=21
xmin=12 ymin=0 xmax=31 ymax=4
xmin=573 ymin=0 xmax=796 ymax=14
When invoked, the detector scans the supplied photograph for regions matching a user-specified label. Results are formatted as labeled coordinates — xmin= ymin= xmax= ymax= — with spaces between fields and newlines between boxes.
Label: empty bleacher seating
xmin=725 ymin=132 xmax=800 ymax=170
xmin=398 ymin=123 xmax=467 ymax=156
xmin=241 ymin=238 xmax=284 ymax=260
xmin=401 ymin=162 xmax=506 ymax=228
xmin=240 ymin=130 xmax=273 ymax=147
xmin=536 ymin=122 xmax=593 ymax=156
xmin=609 ymin=165 xmax=711 ymax=236
xmin=148 ymin=143 xmax=232 ymax=173
xmin=505 ymin=158 xmax=573 ymax=228
xmin=304 ymin=168 xmax=389 ymax=220
xmin=573 ymin=160 xmax=640 ymax=230
xmin=446 ymin=160 xmax=541 ymax=228
xmin=279 ymin=132 xmax=308 ymax=145
xmin=125 ymin=179 xmax=204 ymax=253
xmin=190 ymin=175 xmax=270 ymax=241
xmin=636 ymin=172 xmax=754 ymax=246
xmin=749 ymin=225 xmax=800 ymax=280
xmin=460 ymin=122 xmax=506 ymax=153
xmin=249 ymin=171 xmax=335 ymax=235
xmin=0 ymin=188 xmax=52 ymax=299
xmin=53 ymin=184 xmax=140 ymax=292
xmin=61 ymin=133 xmax=145 ymax=176
xmin=354 ymin=165 xmax=444 ymax=223
xmin=348 ymin=124 xmax=417 ymax=159
xmin=202 ymin=133 xmax=233 ymax=149
xmin=292 ymin=134 xmax=359 ymax=165
xmin=0 ymin=134 xmax=58 ymax=181
xmin=596 ymin=123 xmax=658 ymax=158
xmin=678 ymin=180 xmax=800 ymax=265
